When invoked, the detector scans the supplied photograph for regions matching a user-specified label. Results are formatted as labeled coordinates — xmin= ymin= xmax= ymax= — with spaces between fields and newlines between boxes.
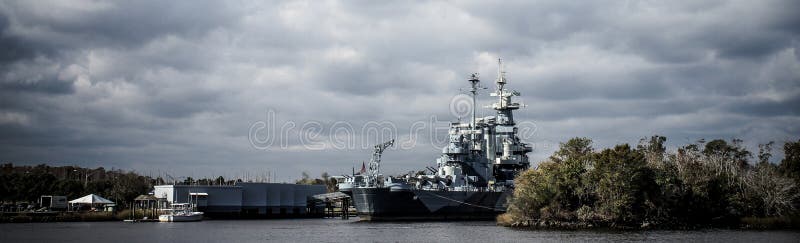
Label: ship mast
xmin=468 ymin=73 xmax=480 ymax=128
xmin=497 ymin=59 xmax=506 ymax=94
xmin=491 ymin=58 xmax=520 ymax=125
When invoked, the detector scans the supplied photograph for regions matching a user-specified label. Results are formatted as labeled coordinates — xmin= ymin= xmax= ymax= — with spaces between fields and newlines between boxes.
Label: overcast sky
xmin=1 ymin=0 xmax=798 ymax=182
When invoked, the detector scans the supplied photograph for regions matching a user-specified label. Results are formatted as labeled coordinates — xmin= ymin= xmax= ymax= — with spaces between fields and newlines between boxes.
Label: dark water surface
xmin=1 ymin=219 xmax=798 ymax=243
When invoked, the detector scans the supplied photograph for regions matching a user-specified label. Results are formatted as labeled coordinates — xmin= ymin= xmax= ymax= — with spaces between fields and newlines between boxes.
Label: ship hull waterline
xmin=351 ymin=187 xmax=509 ymax=221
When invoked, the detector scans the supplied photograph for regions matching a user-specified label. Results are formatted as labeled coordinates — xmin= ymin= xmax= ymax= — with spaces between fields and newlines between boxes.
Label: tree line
xmin=0 ymin=164 xmax=340 ymax=208
xmin=0 ymin=164 xmax=152 ymax=207
xmin=295 ymin=171 xmax=338 ymax=193
xmin=500 ymin=136 xmax=800 ymax=228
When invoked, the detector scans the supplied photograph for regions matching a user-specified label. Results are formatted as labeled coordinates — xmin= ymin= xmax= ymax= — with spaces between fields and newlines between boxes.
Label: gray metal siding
xmin=153 ymin=183 xmax=326 ymax=216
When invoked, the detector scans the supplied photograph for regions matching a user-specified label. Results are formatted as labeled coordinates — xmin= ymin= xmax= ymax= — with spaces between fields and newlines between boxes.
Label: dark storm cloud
xmin=0 ymin=0 xmax=797 ymax=178
xmin=0 ymin=1 xmax=236 ymax=50
xmin=722 ymin=95 xmax=800 ymax=117
xmin=0 ymin=15 xmax=35 ymax=63
xmin=0 ymin=77 xmax=74 ymax=94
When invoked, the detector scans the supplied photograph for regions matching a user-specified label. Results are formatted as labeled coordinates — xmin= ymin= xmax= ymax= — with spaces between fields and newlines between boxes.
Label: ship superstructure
xmin=341 ymin=60 xmax=532 ymax=220
xmin=424 ymin=60 xmax=531 ymax=190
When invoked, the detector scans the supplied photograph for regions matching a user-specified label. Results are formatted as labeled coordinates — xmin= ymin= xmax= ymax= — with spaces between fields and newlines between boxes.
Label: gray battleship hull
xmin=351 ymin=187 xmax=508 ymax=221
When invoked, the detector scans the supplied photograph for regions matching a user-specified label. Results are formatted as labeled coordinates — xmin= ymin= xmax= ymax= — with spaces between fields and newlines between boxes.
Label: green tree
xmin=506 ymin=162 xmax=559 ymax=221
xmin=639 ymin=135 xmax=682 ymax=223
xmin=110 ymin=172 xmax=150 ymax=204
xmin=54 ymin=180 xmax=84 ymax=199
xmin=704 ymin=139 xmax=752 ymax=169
xmin=638 ymin=135 xmax=667 ymax=166
xmin=591 ymin=144 xmax=658 ymax=224
xmin=676 ymin=140 xmax=748 ymax=224
xmin=549 ymin=137 xmax=594 ymax=212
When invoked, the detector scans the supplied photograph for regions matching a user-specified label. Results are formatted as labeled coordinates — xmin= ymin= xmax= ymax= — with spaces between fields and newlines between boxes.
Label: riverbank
xmin=497 ymin=214 xmax=800 ymax=230
xmin=0 ymin=208 xmax=164 ymax=223
xmin=0 ymin=212 xmax=117 ymax=223
xmin=3 ymin=219 xmax=800 ymax=243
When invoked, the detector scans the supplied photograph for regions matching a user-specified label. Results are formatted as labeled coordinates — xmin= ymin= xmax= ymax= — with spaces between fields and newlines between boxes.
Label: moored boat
xmin=158 ymin=203 xmax=203 ymax=222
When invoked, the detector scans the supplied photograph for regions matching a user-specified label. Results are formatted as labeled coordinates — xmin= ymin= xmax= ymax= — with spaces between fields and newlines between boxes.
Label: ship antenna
xmin=496 ymin=58 xmax=506 ymax=92
xmin=468 ymin=73 xmax=480 ymax=128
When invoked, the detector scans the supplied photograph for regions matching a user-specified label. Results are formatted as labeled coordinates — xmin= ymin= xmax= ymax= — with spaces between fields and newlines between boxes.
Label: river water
xmin=1 ymin=219 xmax=798 ymax=242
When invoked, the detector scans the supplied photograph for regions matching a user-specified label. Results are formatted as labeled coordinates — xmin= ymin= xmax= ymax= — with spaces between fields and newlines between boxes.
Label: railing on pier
xmin=311 ymin=192 xmax=354 ymax=219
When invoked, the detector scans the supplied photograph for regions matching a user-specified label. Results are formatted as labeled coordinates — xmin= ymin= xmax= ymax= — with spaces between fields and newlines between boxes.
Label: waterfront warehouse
xmin=153 ymin=182 xmax=326 ymax=218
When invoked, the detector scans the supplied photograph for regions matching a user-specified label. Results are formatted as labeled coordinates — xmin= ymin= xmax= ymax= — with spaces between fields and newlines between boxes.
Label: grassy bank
xmin=1 ymin=212 xmax=116 ymax=223
xmin=0 ymin=209 xmax=165 ymax=223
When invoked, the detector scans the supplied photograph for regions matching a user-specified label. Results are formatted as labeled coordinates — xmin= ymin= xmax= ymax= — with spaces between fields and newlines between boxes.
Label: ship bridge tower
xmin=489 ymin=59 xmax=522 ymax=125
xmin=483 ymin=59 xmax=531 ymax=187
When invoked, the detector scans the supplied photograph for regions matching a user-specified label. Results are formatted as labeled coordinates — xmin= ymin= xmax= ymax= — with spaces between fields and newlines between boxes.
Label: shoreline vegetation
xmin=498 ymin=136 xmax=800 ymax=230
xmin=0 ymin=210 xmax=155 ymax=223
xmin=0 ymin=163 xmax=334 ymax=223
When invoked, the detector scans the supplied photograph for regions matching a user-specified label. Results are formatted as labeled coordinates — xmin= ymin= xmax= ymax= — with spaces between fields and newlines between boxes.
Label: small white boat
xmin=159 ymin=203 xmax=203 ymax=222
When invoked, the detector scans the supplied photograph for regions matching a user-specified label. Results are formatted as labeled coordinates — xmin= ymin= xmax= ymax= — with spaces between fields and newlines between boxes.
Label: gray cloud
xmin=0 ymin=0 xmax=798 ymax=179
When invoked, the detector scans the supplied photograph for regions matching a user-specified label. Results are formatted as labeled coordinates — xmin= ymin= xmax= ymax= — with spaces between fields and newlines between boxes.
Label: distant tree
xmin=321 ymin=172 xmax=337 ymax=192
xmin=780 ymin=139 xmax=800 ymax=182
xmin=550 ymin=137 xmax=593 ymax=166
xmin=110 ymin=172 xmax=150 ymax=204
xmin=26 ymin=173 xmax=57 ymax=202
xmin=197 ymin=178 xmax=214 ymax=185
xmin=704 ymin=139 xmax=752 ymax=169
xmin=638 ymin=135 xmax=667 ymax=166
xmin=757 ymin=141 xmax=775 ymax=166
xmin=0 ymin=174 xmax=8 ymax=201
xmin=296 ymin=171 xmax=327 ymax=185
xmin=54 ymin=180 xmax=84 ymax=199
xmin=1 ymin=163 xmax=12 ymax=174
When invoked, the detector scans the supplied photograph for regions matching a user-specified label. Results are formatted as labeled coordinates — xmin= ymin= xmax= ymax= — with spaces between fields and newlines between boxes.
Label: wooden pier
xmin=312 ymin=192 xmax=355 ymax=219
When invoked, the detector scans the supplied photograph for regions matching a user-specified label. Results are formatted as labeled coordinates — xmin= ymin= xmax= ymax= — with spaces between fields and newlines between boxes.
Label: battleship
xmin=337 ymin=60 xmax=532 ymax=220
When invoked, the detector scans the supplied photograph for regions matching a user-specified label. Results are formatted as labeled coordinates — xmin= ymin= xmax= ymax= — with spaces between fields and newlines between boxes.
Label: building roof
xmin=134 ymin=195 xmax=158 ymax=201
xmin=312 ymin=192 xmax=350 ymax=202
xmin=69 ymin=194 xmax=114 ymax=204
